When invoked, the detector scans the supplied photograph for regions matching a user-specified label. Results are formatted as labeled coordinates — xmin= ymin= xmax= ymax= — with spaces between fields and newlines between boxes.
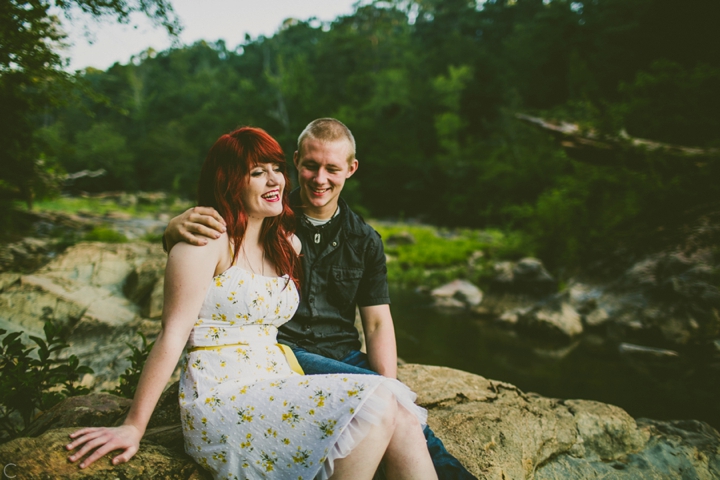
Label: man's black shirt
xmin=277 ymin=189 xmax=391 ymax=360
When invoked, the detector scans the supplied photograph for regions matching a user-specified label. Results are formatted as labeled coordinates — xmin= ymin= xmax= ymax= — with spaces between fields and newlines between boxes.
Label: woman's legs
xmin=330 ymin=390 xmax=398 ymax=480
xmin=383 ymin=404 xmax=438 ymax=480
xmin=330 ymin=388 xmax=437 ymax=480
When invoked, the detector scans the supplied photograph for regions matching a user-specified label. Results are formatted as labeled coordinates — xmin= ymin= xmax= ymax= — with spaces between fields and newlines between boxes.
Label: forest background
xmin=2 ymin=0 xmax=719 ymax=275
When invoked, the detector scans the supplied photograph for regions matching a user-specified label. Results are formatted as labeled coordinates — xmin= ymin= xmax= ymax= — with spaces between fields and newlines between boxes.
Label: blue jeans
xmin=292 ymin=347 xmax=477 ymax=480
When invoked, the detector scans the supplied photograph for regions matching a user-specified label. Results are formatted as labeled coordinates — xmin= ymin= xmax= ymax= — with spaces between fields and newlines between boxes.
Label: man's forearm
xmin=366 ymin=329 xmax=397 ymax=378
xmin=361 ymin=305 xmax=398 ymax=378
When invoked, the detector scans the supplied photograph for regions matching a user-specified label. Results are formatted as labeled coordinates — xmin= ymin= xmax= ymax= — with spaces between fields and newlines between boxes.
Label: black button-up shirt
xmin=278 ymin=189 xmax=391 ymax=360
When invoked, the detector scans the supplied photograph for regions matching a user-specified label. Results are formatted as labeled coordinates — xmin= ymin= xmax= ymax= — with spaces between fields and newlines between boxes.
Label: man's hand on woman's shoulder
xmin=164 ymin=206 xmax=227 ymax=252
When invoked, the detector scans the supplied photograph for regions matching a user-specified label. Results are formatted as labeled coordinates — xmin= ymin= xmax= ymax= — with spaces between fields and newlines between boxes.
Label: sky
xmin=60 ymin=0 xmax=363 ymax=71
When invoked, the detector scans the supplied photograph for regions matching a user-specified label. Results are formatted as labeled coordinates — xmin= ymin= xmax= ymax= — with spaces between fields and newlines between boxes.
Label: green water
xmin=390 ymin=287 xmax=720 ymax=431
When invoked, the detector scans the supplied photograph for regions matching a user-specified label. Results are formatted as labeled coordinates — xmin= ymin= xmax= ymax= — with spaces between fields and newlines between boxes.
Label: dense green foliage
xmin=0 ymin=0 xmax=179 ymax=208
xmin=19 ymin=0 xmax=720 ymax=270
xmin=0 ymin=320 xmax=93 ymax=439
xmin=374 ymin=223 xmax=527 ymax=288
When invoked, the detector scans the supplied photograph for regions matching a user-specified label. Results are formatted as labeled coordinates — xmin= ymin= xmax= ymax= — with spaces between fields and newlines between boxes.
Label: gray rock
xmin=518 ymin=302 xmax=583 ymax=338
xmin=585 ymin=307 xmax=610 ymax=327
xmin=431 ymin=279 xmax=483 ymax=309
xmin=491 ymin=257 xmax=557 ymax=296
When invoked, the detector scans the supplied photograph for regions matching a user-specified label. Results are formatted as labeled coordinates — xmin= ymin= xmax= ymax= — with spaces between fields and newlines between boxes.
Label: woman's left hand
xmin=66 ymin=425 xmax=142 ymax=469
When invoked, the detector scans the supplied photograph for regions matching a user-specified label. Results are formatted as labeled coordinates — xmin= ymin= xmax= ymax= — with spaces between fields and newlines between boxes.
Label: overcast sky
xmin=61 ymin=0 xmax=363 ymax=71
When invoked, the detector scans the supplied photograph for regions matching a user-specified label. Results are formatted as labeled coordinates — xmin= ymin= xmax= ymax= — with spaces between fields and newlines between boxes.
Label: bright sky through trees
xmin=61 ymin=0 xmax=361 ymax=71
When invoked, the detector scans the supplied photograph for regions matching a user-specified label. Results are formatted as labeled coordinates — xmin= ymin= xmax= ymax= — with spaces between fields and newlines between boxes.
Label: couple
xmin=67 ymin=119 xmax=474 ymax=479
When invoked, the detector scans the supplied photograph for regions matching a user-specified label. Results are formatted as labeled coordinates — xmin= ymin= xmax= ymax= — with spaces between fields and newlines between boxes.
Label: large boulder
xmin=397 ymin=364 xmax=719 ymax=479
xmin=0 ymin=427 xmax=210 ymax=480
xmin=3 ymin=365 xmax=717 ymax=479
xmin=0 ymin=242 xmax=166 ymax=390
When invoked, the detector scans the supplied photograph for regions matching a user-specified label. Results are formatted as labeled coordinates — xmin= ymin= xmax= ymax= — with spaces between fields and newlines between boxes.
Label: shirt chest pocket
xmin=328 ymin=267 xmax=363 ymax=308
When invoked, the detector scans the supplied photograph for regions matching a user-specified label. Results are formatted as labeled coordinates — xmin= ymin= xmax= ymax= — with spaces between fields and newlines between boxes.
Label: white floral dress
xmin=179 ymin=266 xmax=426 ymax=480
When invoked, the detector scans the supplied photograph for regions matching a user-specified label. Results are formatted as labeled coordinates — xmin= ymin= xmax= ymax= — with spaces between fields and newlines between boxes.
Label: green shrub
xmin=83 ymin=227 xmax=128 ymax=243
xmin=0 ymin=321 xmax=93 ymax=439
xmin=111 ymin=332 xmax=155 ymax=399
xmin=373 ymin=224 xmax=532 ymax=288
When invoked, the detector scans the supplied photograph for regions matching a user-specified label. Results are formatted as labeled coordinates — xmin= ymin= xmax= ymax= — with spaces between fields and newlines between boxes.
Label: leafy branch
xmin=0 ymin=321 xmax=93 ymax=440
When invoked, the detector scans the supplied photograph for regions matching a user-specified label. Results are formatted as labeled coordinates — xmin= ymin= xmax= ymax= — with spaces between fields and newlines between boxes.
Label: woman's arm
xmin=66 ymin=239 xmax=224 ymax=468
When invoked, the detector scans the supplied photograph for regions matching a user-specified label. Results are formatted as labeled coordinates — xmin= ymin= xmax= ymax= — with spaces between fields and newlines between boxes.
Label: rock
xmin=0 ymin=427 xmax=210 ymax=479
xmin=123 ymin=257 xmax=164 ymax=304
xmin=385 ymin=231 xmax=416 ymax=247
xmin=0 ymin=273 xmax=20 ymax=292
xmin=618 ymin=343 xmax=680 ymax=360
xmin=144 ymin=276 xmax=165 ymax=319
xmin=567 ymin=282 xmax=603 ymax=314
xmin=585 ymin=307 xmax=610 ymax=327
xmin=396 ymin=364 xmax=720 ymax=479
xmin=0 ymin=238 xmax=52 ymax=272
xmin=0 ymin=242 xmax=167 ymax=388
xmin=39 ymin=242 xmax=164 ymax=296
xmin=430 ymin=279 xmax=483 ymax=310
xmin=3 ymin=365 xmax=718 ymax=479
xmin=491 ymin=257 xmax=557 ymax=296
xmin=518 ymin=302 xmax=583 ymax=338
xmin=532 ymin=340 xmax=580 ymax=360
xmin=497 ymin=309 xmax=522 ymax=326
xmin=23 ymin=394 xmax=132 ymax=438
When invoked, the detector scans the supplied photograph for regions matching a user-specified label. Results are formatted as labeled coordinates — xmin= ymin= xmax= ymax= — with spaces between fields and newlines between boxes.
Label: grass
xmin=83 ymin=227 xmax=128 ymax=243
xmin=18 ymin=195 xmax=193 ymax=218
xmin=371 ymin=223 xmax=532 ymax=288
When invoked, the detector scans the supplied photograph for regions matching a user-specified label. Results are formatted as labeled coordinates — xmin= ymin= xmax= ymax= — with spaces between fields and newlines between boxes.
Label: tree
xmin=0 ymin=0 xmax=179 ymax=209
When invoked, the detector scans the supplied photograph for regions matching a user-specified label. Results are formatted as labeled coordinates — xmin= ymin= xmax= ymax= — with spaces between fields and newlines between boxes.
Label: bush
xmin=111 ymin=332 xmax=155 ymax=399
xmin=83 ymin=227 xmax=128 ymax=243
xmin=0 ymin=321 xmax=93 ymax=440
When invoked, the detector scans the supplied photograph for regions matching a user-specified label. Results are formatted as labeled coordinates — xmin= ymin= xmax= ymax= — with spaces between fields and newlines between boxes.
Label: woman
xmin=66 ymin=127 xmax=436 ymax=480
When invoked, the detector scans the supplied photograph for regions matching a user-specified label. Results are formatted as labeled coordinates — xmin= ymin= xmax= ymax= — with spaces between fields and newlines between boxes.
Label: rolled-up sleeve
xmin=356 ymin=231 xmax=391 ymax=307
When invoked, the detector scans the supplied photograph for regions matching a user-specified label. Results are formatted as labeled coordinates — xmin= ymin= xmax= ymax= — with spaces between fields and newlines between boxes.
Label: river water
xmin=389 ymin=286 xmax=720 ymax=431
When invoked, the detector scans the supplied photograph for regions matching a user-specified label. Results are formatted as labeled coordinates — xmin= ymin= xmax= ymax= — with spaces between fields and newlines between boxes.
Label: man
xmin=165 ymin=118 xmax=476 ymax=479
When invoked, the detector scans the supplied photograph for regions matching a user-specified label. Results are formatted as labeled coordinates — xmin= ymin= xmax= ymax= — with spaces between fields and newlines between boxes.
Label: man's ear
xmin=293 ymin=151 xmax=300 ymax=168
xmin=346 ymin=158 xmax=359 ymax=178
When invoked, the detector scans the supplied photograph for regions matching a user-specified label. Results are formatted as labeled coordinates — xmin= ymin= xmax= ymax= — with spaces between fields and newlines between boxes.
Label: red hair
xmin=197 ymin=127 xmax=300 ymax=289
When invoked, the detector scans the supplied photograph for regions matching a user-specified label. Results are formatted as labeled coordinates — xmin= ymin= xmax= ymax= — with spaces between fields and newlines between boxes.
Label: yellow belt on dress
xmin=187 ymin=342 xmax=304 ymax=375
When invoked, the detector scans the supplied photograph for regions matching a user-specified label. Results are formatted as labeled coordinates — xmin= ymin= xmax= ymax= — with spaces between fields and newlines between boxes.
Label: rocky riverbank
xmin=0 ymin=212 xmax=718 ymax=478
xmin=0 ymin=364 xmax=718 ymax=479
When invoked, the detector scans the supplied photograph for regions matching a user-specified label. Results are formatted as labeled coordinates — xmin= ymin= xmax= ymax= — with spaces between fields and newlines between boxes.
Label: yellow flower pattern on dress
xmin=179 ymin=265 xmax=426 ymax=479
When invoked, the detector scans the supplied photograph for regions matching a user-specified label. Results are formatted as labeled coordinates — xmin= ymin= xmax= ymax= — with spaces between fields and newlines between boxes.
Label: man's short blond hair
xmin=297 ymin=118 xmax=356 ymax=163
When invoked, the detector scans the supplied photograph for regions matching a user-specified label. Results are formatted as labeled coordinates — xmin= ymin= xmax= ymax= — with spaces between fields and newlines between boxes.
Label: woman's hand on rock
xmin=66 ymin=425 xmax=142 ymax=469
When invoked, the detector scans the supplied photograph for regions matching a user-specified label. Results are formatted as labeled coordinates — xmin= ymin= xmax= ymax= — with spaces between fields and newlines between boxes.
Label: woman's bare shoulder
xmin=168 ymin=231 xmax=230 ymax=264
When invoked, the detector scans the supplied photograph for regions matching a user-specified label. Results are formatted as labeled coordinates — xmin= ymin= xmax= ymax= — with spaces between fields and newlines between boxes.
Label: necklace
xmin=242 ymin=242 xmax=264 ymax=275
xmin=303 ymin=208 xmax=340 ymax=244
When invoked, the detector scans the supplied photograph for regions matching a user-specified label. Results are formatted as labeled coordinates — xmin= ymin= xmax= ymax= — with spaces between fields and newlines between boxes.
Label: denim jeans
xmin=292 ymin=347 xmax=477 ymax=480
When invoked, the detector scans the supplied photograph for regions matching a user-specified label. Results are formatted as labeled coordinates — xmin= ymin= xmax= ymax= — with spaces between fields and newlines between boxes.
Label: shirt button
xmin=332 ymin=241 xmax=337 ymax=247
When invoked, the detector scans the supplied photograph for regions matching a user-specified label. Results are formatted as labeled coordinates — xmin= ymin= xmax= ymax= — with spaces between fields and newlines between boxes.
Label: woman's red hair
xmin=197 ymin=127 xmax=300 ymax=289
